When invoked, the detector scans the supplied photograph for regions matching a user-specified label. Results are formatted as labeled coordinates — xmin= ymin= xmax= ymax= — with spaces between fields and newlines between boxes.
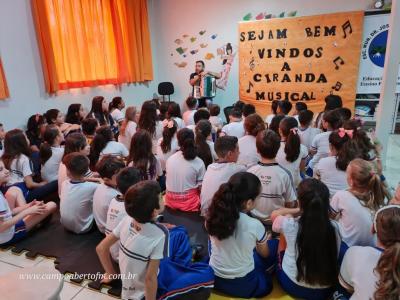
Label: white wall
xmin=0 ymin=0 xmax=373 ymax=129
xmin=0 ymin=0 xmax=160 ymax=129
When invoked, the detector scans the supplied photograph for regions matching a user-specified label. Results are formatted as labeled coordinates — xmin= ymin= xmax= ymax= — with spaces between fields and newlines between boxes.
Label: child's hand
xmin=26 ymin=203 xmax=46 ymax=215
xmin=101 ymin=272 xmax=116 ymax=284
xmin=160 ymin=223 xmax=176 ymax=229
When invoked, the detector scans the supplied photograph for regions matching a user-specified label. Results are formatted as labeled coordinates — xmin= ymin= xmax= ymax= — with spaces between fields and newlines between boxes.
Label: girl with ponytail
xmin=165 ymin=128 xmax=205 ymax=212
xmin=276 ymin=117 xmax=308 ymax=187
xmin=207 ymin=172 xmax=277 ymax=298
xmin=314 ymin=129 xmax=359 ymax=198
xmin=338 ymin=205 xmax=400 ymax=300
xmin=195 ymin=120 xmax=215 ymax=169
xmin=237 ymin=113 xmax=265 ymax=168
xmin=272 ymin=178 xmax=340 ymax=300
xmin=40 ymin=125 xmax=64 ymax=182
xmin=331 ymin=158 xmax=391 ymax=247
xmin=157 ymin=119 xmax=178 ymax=171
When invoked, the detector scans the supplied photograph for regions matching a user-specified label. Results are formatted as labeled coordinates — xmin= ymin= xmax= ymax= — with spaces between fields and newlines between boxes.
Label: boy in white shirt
xmin=248 ymin=130 xmax=297 ymax=224
xmin=60 ymin=153 xmax=99 ymax=234
xmin=182 ymin=97 xmax=197 ymax=126
xmin=200 ymin=136 xmax=246 ymax=216
xmin=105 ymin=167 xmax=141 ymax=261
xmin=297 ymin=110 xmax=321 ymax=150
xmin=209 ymin=104 xmax=223 ymax=132
xmin=221 ymin=108 xmax=245 ymax=139
xmin=93 ymin=156 xmax=125 ymax=233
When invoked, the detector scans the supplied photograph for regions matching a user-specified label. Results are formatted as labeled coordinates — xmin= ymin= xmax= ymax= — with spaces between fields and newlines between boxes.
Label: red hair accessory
xmin=338 ymin=128 xmax=353 ymax=139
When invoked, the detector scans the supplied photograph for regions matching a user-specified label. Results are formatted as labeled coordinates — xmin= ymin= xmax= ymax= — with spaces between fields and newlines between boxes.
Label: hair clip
xmin=338 ymin=128 xmax=353 ymax=139
xmin=162 ymin=119 xmax=174 ymax=129
xmin=373 ymin=205 xmax=400 ymax=233
xmin=290 ymin=127 xmax=298 ymax=135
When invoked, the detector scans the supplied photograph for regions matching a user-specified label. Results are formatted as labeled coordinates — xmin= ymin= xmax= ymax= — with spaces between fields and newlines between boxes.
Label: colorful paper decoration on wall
xmin=243 ymin=13 xmax=252 ymax=21
xmin=176 ymin=47 xmax=188 ymax=54
xmin=242 ymin=11 xmax=297 ymax=21
xmin=205 ymin=53 xmax=215 ymax=60
xmin=174 ymin=62 xmax=187 ymax=68
xmin=239 ymin=11 xmax=364 ymax=116
xmin=200 ymin=43 xmax=208 ymax=48
xmin=199 ymin=30 xmax=206 ymax=35
xmin=174 ymin=38 xmax=183 ymax=45
xmin=190 ymin=37 xmax=197 ymax=43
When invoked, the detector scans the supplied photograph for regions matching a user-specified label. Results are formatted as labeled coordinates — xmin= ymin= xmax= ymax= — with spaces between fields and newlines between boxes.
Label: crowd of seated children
xmin=93 ymin=156 xmax=125 ymax=233
xmin=237 ymin=113 xmax=265 ymax=168
xmin=0 ymin=93 xmax=399 ymax=300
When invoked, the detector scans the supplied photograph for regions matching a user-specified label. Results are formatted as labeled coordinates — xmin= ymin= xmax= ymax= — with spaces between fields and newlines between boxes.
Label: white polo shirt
xmin=60 ymin=180 xmax=99 ymax=234
xmin=156 ymin=136 xmax=179 ymax=171
xmin=41 ymin=146 xmax=64 ymax=182
xmin=221 ymin=121 xmax=245 ymax=139
xmin=183 ymin=110 xmax=196 ymax=126
xmin=118 ymin=121 xmax=137 ymax=150
xmin=248 ymin=162 xmax=297 ymax=221
xmin=100 ymin=141 xmax=129 ymax=158
xmin=166 ymin=151 xmax=205 ymax=193
xmin=93 ymin=183 xmax=120 ymax=233
xmin=200 ymin=162 xmax=246 ymax=216
xmin=276 ymin=142 xmax=308 ymax=187
xmin=173 ymin=117 xmax=185 ymax=129
xmin=111 ymin=109 xmax=125 ymax=124
xmin=58 ymin=163 xmax=93 ymax=196
xmin=330 ymin=190 xmax=376 ymax=247
xmin=237 ymin=135 xmax=260 ymax=168
xmin=309 ymin=131 xmax=331 ymax=169
xmin=298 ymin=127 xmax=322 ymax=150
xmin=113 ymin=216 xmax=168 ymax=300
xmin=7 ymin=154 xmax=32 ymax=185
xmin=0 ymin=193 xmax=14 ymax=244
xmin=314 ymin=156 xmax=348 ymax=198
xmin=209 ymin=212 xmax=267 ymax=279
xmin=339 ymin=246 xmax=382 ymax=300
xmin=105 ymin=196 xmax=127 ymax=261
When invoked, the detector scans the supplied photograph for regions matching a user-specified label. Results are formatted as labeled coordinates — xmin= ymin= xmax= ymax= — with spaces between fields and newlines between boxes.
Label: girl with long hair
xmin=237 ymin=113 xmax=265 ymax=168
xmin=331 ymin=158 xmax=391 ymax=247
xmin=89 ymin=126 xmax=128 ymax=170
xmin=40 ymin=125 xmax=64 ymax=182
xmin=338 ymin=205 xmax=400 ymax=300
xmin=276 ymin=117 xmax=308 ymax=187
xmin=118 ymin=106 xmax=137 ymax=150
xmin=45 ymin=108 xmax=80 ymax=136
xmin=109 ymin=96 xmax=125 ymax=126
xmin=156 ymin=119 xmax=178 ymax=171
xmin=138 ymin=100 xmax=163 ymax=154
xmin=195 ymin=120 xmax=215 ymax=169
xmin=26 ymin=114 xmax=46 ymax=152
xmin=165 ymin=128 xmax=205 ymax=211
xmin=166 ymin=102 xmax=185 ymax=129
xmin=87 ymin=96 xmax=115 ymax=129
xmin=65 ymin=104 xmax=86 ymax=125
xmin=272 ymin=178 xmax=340 ymax=300
xmin=127 ymin=130 xmax=162 ymax=181
xmin=314 ymin=129 xmax=359 ymax=198
xmin=206 ymin=172 xmax=277 ymax=298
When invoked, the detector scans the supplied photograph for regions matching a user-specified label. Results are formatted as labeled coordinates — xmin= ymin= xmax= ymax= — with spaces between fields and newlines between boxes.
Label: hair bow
xmin=290 ymin=127 xmax=298 ymax=135
xmin=162 ymin=119 xmax=174 ymax=129
xmin=338 ymin=128 xmax=353 ymax=139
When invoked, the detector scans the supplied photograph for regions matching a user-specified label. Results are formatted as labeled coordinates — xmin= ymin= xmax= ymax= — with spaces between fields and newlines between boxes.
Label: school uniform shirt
xmin=237 ymin=135 xmax=260 ymax=168
xmin=186 ymin=124 xmax=195 ymax=131
xmin=314 ymin=156 xmax=348 ymax=198
xmin=339 ymin=246 xmax=381 ymax=300
xmin=210 ymin=212 xmax=268 ymax=279
xmin=166 ymin=151 xmax=205 ymax=193
xmin=150 ymin=121 xmax=164 ymax=155
xmin=93 ymin=183 xmax=120 ymax=233
xmin=0 ymin=192 xmax=14 ymax=244
xmin=128 ymin=157 xmax=163 ymax=181
xmin=309 ymin=131 xmax=331 ymax=170
xmin=156 ymin=136 xmax=179 ymax=171
xmin=57 ymin=163 xmax=93 ymax=196
xmin=60 ymin=180 xmax=99 ymax=234
xmin=206 ymin=140 xmax=218 ymax=162
xmin=200 ymin=162 xmax=246 ymax=215
xmin=247 ymin=162 xmax=297 ymax=222
xmin=221 ymin=121 xmax=245 ymax=139
xmin=100 ymin=141 xmax=129 ymax=158
xmin=7 ymin=155 xmax=33 ymax=186
xmin=105 ymin=196 xmax=127 ymax=261
xmin=111 ymin=109 xmax=125 ymax=124
xmin=118 ymin=121 xmax=137 ymax=150
xmin=276 ymin=142 xmax=308 ymax=187
xmin=41 ymin=146 xmax=64 ymax=182
xmin=183 ymin=110 xmax=196 ymax=126
xmin=209 ymin=116 xmax=223 ymax=131
xmin=265 ymin=114 xmax=275 ymax=125
xmin=298 ymin=127 xmax=322 ymax=150
xmin=173 ymin=117 xmax=185 ymax=129
xmin=113 ymin=216 xmax=168 ymax=300
xmin=272 ymin=215 xmax=341 ymax=288
xmin=330 ymin=190 xmax=376 ymax=247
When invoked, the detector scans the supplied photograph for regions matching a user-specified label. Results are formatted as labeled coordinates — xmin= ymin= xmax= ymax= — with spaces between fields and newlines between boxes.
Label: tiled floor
xmin=0 ymin=135 xmax=399 ymax=299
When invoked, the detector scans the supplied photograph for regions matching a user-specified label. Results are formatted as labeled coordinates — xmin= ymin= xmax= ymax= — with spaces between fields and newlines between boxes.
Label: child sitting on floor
xmin=248 ymin=130 xmax=297 ymax=224
xmin=209 ymin=104 xmax=223 ymax=132
xmin=292 ymin=101 xmax=307 ymax=123
xmin=60 ymin=153 xmax=99 ymax=234
xmin=97 ymin=180 xmax=214 ymax=300
xmin=200 ymin=136 xmax=245 ymax=216
xmin=182 ymin=96 xmax=197 ymax=126
xmin=165 ymin=128 xmax=205 ymax=212
xmin=40 ymin=125 xmax=64 ymax=182
xmin=45 ymin=108 xmax=80 ymax=136
xmin=297 ymin=110 xmax=321 ymax=150
xmin=81 ymin=118 xmax=98 ymax=145
xmin=195 ymin=120 xmax=217 ymax=168
xmin=272 ymin=179 xmax=341 ymax=300
xmin=221 ymin=108 xmax=245 ymax=139
xmin=265 ymin=100 xmax=279 ymax=125
xmin=166 ymin=102 xmax=185 ymax=129
xmin=117 ymin=106 xmax=137 ymax=151
xmin=93 ymin=156 xmax=125 ymax=233
xmin=156 ymin=119 xmax=179 ymax=172
xmin=105 ymin=167 xmax=142 ymax=261
xmin=206 ymin=172 xmax=277 ymax=298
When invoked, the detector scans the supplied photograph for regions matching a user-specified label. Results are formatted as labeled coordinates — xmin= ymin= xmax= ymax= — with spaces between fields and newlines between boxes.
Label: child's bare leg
xmin=24 ymin=202 xmax=57 ymax=231
xmin=5 ymin=186 xmax=27 ymax=209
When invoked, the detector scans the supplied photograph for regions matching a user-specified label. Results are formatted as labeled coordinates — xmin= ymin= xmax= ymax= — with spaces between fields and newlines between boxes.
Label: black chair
xmin=158 ymin=82 xmax=174 ymax=102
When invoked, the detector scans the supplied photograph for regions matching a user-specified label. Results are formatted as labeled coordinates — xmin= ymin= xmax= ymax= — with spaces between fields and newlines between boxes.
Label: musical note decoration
xmin=333 ymin=56 xmax=345 ymax=70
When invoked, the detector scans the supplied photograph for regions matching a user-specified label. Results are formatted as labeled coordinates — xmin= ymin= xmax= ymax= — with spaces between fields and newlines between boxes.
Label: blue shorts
xmin=1 ymin=219 xmax=27 ymax=245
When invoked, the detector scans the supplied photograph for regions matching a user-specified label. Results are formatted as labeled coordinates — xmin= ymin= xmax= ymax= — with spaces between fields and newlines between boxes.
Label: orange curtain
xmin=31 ymin=0 xmax=153 ymax=94
xmin=0 ymin=58 xmax=9 ymax=100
